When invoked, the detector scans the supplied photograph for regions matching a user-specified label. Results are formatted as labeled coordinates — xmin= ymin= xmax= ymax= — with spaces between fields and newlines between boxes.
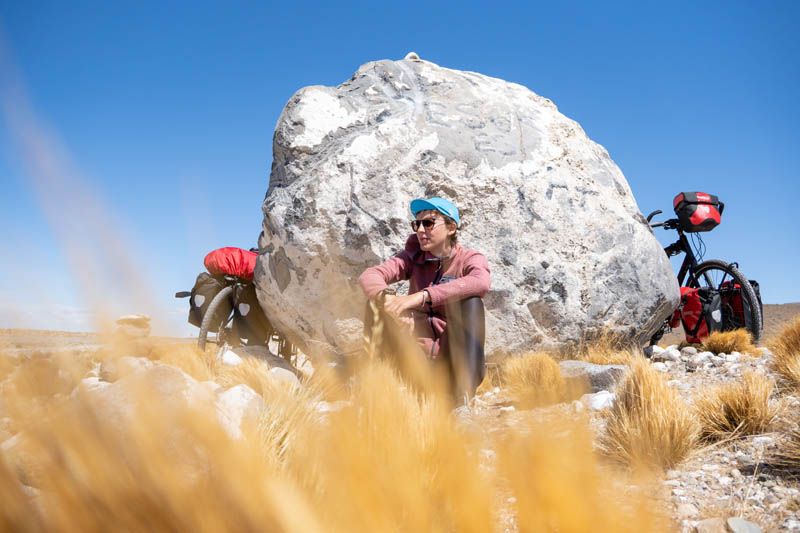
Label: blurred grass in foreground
xmin=0 ymin=333 xmax=669 ymax=532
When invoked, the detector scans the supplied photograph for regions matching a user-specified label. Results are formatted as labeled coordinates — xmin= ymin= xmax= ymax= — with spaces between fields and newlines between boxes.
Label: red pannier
xmin=673 ymin=192 xmax=723 ymax=233
xmin=204 ymin=247 xmax=257 ymax=280
xmin=679 ymin=286 xmax=723 ymax=344
xmin=719 ymin=279 xmax=763 ymax=333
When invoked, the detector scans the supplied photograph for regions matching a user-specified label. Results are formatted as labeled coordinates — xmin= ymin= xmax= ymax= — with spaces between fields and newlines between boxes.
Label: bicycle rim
xmin=198 ymin=286 xmax=234 ymax=351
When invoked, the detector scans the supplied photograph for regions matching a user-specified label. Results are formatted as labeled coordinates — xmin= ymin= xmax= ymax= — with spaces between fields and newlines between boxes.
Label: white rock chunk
xmin=219 ymin=349 xmax=244 ymax=367
xmin=215 ymin=384 xmax=265 ymax=439
xmin=581 ymin=390 xmax=615 ymax=411
xmin=268 ymin=367 xmax=301 ymax=388
xmin=652 ymin=362 xmax=668 ymax=372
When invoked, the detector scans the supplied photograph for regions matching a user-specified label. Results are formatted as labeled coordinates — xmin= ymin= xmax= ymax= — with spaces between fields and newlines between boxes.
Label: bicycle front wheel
xmin=198 ymin=286 xmax=234 ymax=351
xmin=690 ymin=259 xmax=762 ymax=343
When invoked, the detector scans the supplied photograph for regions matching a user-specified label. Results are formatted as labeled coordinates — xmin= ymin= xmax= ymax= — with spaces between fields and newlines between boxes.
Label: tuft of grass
xmin=497 ymin=416 xmax=668 ymax=532
xmin=771 ymin=408 xmax=800 ymax=472
xmin=701 ymin=329 xmax=757 ymax=355
xmin=145 ymin=343 xmax=217 ymax=381
xmin=215 ymin=356 xmax=295 ymax=396
xmin=694 ymin=372 xmax=777 ymax=442
xmin=599 ymin=357 xmax=698 ymax=472
xmin=284 ymin=357 xmax=496 ymax=531
xmin=562 ymin=330 xmax=639 ymax=365
xmin=678 ymin=341 xmax=701 ymax=350
xmin=769 ymin=315 xmax=800 ymax=390
xmin=502 ymin=352 xmax=567 ymax=408
xmin=474 ymin=362 xmax=500 ymax=396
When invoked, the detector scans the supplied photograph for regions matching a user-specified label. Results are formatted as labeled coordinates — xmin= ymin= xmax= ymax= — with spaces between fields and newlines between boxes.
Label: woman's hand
xmin=393 ymin=313 xmax=415 ymax=335
xmin=383 ymin=292 xmax=425 ymax=318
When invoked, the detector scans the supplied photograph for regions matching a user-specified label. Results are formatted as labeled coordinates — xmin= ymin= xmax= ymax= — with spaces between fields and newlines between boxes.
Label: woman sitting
xmin=359 ymin=197 xmax=491 ymax=402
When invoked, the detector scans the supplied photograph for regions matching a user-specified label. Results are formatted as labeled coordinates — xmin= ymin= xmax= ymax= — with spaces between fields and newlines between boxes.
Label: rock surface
xmin=558 ymin=360 xmax=627 ymax=393
xmin=113 ymin=314 xmax=151 ymax=338
xmin=222 ymin=345 xmax=298 ymax=374
xmin=254 ymin=54 xmax=678 ymax=358
xmin=99 ymin=356 xmax=154 ymax=382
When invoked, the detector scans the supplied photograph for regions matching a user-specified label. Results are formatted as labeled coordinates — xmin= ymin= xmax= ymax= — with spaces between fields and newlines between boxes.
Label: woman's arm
xmin=358 ymin=253 xmax=412 ymax=300
xmin=425 ymin=252 xmax=491 ymax=307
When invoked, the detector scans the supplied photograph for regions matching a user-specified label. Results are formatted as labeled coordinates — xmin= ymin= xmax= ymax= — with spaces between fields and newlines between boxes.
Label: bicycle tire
xmin=198 ymin=286 xmax=234 ymax=351
xmin=690 ymin=259 xmax=762 ymax=343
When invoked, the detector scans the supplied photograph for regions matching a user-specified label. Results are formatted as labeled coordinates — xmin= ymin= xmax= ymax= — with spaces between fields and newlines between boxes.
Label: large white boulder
xmin=255 ymin=55 xmax=679 ymax=358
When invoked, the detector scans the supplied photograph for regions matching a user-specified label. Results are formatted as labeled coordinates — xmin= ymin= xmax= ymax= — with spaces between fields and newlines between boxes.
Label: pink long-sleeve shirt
xmin=359 ymin=234 xmax=491 ymax=359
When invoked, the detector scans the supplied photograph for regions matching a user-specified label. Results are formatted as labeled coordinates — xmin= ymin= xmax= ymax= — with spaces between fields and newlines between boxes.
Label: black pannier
xmin=230 ymin=284 xmax=274 ymax=345
xmin=188 ymin=273 xmax=228 ymax=329
xmin=673 ymin=192 xmax=724 ymax=233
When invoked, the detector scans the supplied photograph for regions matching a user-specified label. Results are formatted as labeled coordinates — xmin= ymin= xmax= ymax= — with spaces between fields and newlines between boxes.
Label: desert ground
xmin=1 ymin=304 xmax=800 ymax=532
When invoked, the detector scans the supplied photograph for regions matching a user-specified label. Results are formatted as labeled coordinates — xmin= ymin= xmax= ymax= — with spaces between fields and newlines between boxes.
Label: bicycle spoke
xmin=700 ymin=269 xmax=730 ymax=290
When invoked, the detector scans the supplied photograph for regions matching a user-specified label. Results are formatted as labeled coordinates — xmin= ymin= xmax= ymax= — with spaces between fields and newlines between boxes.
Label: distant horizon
xmin=3 ymin=302 xmax=799 ymax=337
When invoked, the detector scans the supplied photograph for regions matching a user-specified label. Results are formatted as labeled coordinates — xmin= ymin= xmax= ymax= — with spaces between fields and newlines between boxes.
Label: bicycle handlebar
xmin=646 ymin=210 xmax=662 ymax=223
xmin=647 ymin=215 xmax=681 ymax=231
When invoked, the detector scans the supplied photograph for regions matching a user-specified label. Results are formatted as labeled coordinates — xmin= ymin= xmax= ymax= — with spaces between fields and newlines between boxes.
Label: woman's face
xmin=414 ymin=210 xmax=456 ymax=256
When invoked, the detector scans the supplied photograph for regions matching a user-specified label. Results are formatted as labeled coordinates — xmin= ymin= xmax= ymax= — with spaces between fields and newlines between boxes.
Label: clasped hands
xmin=382 ymin=291 xmax=427 ymax=334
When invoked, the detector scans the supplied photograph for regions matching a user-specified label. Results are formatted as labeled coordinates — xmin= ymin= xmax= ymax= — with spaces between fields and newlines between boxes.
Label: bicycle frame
xmin=667 ymin=233 xmax=700 ymax=287
xmin=649 ymin=214 xmax=713 ymax=289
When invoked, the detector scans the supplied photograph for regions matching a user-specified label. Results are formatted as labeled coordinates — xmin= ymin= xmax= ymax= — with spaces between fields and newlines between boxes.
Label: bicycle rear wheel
xmin=198 ymin=286 xmax=234 ymax=351
xmin=689 ymin=259 xmax=762 ymax=343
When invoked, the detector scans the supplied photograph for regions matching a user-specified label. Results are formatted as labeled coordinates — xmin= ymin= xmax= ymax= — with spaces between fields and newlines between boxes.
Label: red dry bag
xmin=204 ymin=247 xmax=258 ymax=280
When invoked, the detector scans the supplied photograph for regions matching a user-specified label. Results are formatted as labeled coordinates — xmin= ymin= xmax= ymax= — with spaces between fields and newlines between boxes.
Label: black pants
xmin=363 ymin=295 xmax=486 ymax=402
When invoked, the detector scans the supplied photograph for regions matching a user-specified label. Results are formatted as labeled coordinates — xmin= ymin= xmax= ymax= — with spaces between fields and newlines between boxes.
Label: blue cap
xmin=410 ymin=197 xmax=460 ymax=228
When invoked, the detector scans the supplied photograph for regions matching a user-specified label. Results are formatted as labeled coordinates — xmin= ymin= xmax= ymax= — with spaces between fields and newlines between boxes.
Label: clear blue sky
xmin=1 ymin=1 xmax=798 ymax=335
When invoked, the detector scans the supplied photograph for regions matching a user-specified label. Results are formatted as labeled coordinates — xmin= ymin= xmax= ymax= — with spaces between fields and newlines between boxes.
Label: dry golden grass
xmin=599 ymin=357 xmax=699 ymax=472
xmin=497 ymin=417 xmax=667 ymax=532
xmin=769 ymin=315 xmax=800 ymax=390
xmin=694 ymin=372 xmax=777 ymax=442
xmin=145 ymin=342 xmax=217 ymax=381
xmin=2 ymin=381 xmax=321 ymax=532
xmin=0 ymin=351 xmax=16 ymax=382
xmin=565 ymin=330 xmax=640 ymax=365
xmin=291 ymin=359 xmax=495 ymax=531
xmin=215 ymin=356 xmax=296 ymax=395
xmin=0 ymin=340 xmax=669 ymax=531
xmin=502 ymin=351 xmax=567 ymax=408
xmin=771 ymin=408 xmax=800 ymax=473
xmin=701 ymin=329 xmax=758 ymax=355
xmin=474 ymin=362 xmax=500 ymax=396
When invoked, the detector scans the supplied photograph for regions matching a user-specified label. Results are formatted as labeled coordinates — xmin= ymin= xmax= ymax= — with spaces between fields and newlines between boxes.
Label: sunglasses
xmin=411 ymin=219 xmax=443 ymax=231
